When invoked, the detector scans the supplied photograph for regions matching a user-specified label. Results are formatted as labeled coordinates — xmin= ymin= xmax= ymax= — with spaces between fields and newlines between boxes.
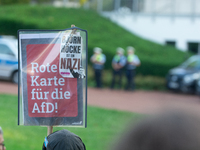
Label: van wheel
xmin=12 ymin=71 xmax=18 ymax=84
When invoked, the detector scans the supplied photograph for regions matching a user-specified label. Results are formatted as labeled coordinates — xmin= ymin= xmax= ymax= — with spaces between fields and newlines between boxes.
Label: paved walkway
xmin=0 ymin=81 xmax=200 ymax=114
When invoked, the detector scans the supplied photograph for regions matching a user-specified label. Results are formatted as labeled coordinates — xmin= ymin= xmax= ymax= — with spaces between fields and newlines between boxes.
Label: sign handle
xmin=47 ymin=126 xmax=53 ymax=136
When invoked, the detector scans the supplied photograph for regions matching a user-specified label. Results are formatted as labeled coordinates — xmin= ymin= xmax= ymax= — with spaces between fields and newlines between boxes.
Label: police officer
xmin=125 ymin=46 xmax=140 ymax=90
xmin=110 ymin=47 xmax=126 ymax=89
xmin=90 ymin=47 xmax=106 ymax=88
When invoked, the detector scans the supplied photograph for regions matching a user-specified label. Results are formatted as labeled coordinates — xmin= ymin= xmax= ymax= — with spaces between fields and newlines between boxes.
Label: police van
xmin=0 ymin=36 xmax=18 ymax=83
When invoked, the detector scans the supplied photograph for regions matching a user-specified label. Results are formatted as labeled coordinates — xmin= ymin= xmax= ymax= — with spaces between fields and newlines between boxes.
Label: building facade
xmin=87 ymin=0 xmax=200 ymax=53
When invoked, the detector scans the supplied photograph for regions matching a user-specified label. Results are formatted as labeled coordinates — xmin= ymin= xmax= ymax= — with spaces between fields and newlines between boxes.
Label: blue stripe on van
xmin=5 ymin=60 xmax=18 ymax=65
xmin=0 ymin=59 xmax=18 ymax=65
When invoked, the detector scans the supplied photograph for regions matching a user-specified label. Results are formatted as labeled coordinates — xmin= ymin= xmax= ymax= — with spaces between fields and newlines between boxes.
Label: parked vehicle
xmin=0 ymin=37 xmax=18 ymax=83
xmin=166 ymin=55 xmax=200 ymax=93
xmin=196 ymin=79 xmax=200 ymax=95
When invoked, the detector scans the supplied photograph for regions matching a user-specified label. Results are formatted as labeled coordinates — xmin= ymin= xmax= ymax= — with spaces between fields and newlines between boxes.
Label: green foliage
xmin=0 ymin=5 xmax=192 ymax=77
xmin=80 ymin=0 xmax=88 ymax=6
xmin=0 ymin=94 xmax=139 ymax=150
xmin=135 ymin=75 xmax=166 ymax=90
xmin=88 ymin=66 xmax=166 ymax=90
xmin=102 ymin=0 xmax=114 ymax=11
xmin=36 ymin=0 xmax=52 ymax=4
xmin=0 ymin=0 xmax=30 ymax=5
xmin=86 ymin=0 xmax=114 ymax=11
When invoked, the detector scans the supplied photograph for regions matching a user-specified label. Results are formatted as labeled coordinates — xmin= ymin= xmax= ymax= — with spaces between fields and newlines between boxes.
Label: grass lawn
xmin=0 ymin=94 xmax=141 ymax=150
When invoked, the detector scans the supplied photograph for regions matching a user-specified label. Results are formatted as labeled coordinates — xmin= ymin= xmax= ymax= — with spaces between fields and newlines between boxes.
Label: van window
xmin=0 ymin=44 xmax=14 ymax=56
xmin=181 ymin=56 xmax=200 ymax=69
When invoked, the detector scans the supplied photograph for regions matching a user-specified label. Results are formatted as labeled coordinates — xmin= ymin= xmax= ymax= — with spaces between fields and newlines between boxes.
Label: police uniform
xmin=110 ymin=47 xmax=126 ymax=89
xmin=126 ymin=47 xmax=140 ymax=90
xmin=90 ymin=47 xmax=106 ymax=88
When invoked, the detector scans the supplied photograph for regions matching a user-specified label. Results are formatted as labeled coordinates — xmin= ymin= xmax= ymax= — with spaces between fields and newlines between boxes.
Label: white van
xmin=0 ymin=37 xmax=18 ymax=83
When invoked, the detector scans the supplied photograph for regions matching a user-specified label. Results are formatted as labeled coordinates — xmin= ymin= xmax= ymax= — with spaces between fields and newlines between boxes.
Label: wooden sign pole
xmin=47 ymin=126 xmax=53 ymax=136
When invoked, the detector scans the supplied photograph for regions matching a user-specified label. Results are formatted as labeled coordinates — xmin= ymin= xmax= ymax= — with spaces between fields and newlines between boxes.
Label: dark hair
xmin=42 ymin=129 xmax=86 ymax=150
xmin=112 ymin=109 xmax=200 ymax=150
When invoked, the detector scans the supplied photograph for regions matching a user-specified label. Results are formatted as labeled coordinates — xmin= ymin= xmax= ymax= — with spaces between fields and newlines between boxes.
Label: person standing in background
xmin=125 ymin=46 xmax=140 ymax=91
xmin=110 ymin=47 xmax=126 ymax=89
xmin=90 ymin=47 xmax=106 ymax=88
xmin=0 ymin=127 xmax=6 ymax=150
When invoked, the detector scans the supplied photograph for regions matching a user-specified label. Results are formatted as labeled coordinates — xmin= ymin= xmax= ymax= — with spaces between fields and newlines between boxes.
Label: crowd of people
xmin=2 ymin=107 xmax=200 ymax=150
xmin=90 ymin=46 xmax=141 ymax=90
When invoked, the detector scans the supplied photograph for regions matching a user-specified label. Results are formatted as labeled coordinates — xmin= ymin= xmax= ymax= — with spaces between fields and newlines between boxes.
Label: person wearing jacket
xmin=125 ymin=46 xmax=140 ymax=91
xmin=42 ymin=129 xmax=86 ymax=150
xmin=90 ymin=47 xmax=106 ymax=88
xmin=110 ymin=47 xmax=126 ymax=89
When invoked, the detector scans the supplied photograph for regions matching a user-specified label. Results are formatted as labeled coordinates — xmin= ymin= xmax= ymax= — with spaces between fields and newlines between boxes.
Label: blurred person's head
xmin=93 ymin=47 xmax=102 ymax=54
xmin=0 ymin=127 xmax=5 ymax=150
xmin=112 ymin=108 xmax=200 ymax=150
xmin=116 ymin=47 xmax=124 ymax=55
xmin=42 ymin=129 xmax=86 ymax=150
xmin=127 ymin=46 xmax=135 ymax=55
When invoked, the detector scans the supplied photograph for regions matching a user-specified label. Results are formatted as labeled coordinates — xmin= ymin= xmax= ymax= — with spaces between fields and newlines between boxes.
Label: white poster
xmin=60 ymin=31 xmax=85 ymax=78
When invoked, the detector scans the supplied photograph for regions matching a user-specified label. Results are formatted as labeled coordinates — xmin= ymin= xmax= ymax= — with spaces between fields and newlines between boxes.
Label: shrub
xmin=0 ymin=0 xmax=30 ymax=5
xmin=88 ymin=66 xmax=166 ymax=90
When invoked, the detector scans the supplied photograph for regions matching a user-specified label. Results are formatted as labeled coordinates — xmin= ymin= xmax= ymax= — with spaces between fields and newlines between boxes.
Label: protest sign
xmin=18 ymin=27 xmax=87 ymax=127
